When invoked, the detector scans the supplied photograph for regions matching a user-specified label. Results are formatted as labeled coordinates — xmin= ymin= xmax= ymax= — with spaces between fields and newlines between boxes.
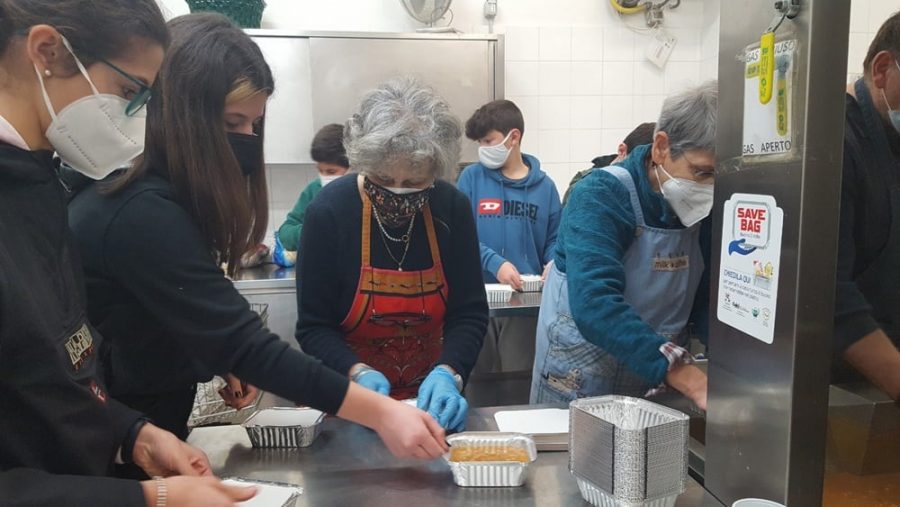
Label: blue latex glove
xmin=355 ymin=369 xmax=391 ymax=396
xmin=417 ymin=368 xmax=468 ymax=431
xmin=272 ymin=234 xmax=296 ymax=268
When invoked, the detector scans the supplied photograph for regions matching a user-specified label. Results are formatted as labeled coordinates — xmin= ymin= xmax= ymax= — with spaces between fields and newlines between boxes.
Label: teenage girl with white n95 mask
xmin=0 ymin=1 xmax=263 ymax=506
xmin=531 ymin=81 xmax=718 ymax=411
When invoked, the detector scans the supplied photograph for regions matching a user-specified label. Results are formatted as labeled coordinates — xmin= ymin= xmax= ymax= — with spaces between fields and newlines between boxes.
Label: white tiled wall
xmin=264 ymin=165 xmax=318 ymax=248
xmin=846 ymin=0 xmax=900 ymax=83
xmin=498 ymin=10 xmax=707 ymax=190
xmin=157 ymin=0 xmax=710 ymax=216
xmin=700 ymin=0 xmax=719 ymax=82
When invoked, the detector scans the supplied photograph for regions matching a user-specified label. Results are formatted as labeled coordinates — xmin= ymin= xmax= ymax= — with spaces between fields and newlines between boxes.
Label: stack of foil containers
xmin=569 ymin=396 xmax=690 ymax=507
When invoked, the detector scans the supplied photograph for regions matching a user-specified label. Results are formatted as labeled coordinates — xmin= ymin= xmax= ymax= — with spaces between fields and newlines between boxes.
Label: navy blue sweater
xmin=295 ymin=175 xmax=488 ymax=381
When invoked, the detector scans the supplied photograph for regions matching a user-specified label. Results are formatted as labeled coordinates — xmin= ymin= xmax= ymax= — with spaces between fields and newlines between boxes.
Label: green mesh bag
xmin=186 ymin=0 xmax=266 ymax=29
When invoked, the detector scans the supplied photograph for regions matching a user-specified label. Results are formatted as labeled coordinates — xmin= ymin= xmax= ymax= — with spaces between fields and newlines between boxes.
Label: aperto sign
xmin=742 ymin=39 xmax=797 ymax=158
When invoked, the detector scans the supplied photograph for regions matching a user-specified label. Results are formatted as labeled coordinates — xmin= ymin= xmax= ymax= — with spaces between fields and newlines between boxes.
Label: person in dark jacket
xmin=0 ymin=1 xmax=259 ymax=506
xmin=562 ymin=122 xmax=656 ymax=206
xmin=832 ymin=14 xmax=900 ymax=401
xmin=296 ymin=78 xmax=488 ymax=432
xmin=69 ymin=14 xmax=448 ymax=458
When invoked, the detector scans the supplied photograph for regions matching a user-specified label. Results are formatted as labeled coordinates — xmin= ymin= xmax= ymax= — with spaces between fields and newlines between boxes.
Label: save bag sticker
xmin=742 ymin=39 xmax=796 ymax=158
xmin=717 ymin=194 xmax=784 ymax=344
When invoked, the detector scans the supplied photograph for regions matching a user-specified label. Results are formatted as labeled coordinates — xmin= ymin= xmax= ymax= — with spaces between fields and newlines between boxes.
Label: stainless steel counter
xmin=232 ymin=264 xmax=296 ymax=292
xmin=188 ymin=403 xmax=723 ymax=507
xmin=232 ymin=265 xmax=541 ymax=317
xmin=489 ymin=291 xmax=541 ymax=317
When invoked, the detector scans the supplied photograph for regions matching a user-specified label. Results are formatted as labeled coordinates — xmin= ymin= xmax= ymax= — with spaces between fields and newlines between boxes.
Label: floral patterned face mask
xmin=363 ymin=177 xmax=432 ymax=228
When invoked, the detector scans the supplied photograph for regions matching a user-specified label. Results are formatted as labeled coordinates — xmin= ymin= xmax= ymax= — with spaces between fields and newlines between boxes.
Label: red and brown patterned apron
xmin=340 ymin=176 xmax=448 ymax=399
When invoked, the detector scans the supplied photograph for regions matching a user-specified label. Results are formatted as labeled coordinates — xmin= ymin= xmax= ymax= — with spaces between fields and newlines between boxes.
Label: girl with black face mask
xmin=68 ymin=13 xmax=448 ymax=461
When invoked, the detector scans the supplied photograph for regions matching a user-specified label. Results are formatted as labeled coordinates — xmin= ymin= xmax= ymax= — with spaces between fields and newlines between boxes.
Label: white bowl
xmin=732 ymin=499 xmax=785 ymax=507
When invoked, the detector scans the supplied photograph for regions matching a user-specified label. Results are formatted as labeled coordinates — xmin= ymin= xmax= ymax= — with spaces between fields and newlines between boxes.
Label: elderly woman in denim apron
xmin=531 ymin=82 xmax=717 ymax=409
xmin=296 ymin=79 xmax=488 ymax=432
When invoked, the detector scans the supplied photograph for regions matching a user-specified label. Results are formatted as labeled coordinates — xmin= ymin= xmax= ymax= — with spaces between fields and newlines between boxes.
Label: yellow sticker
xmin=759 ymin=31 xmax=775 ymax=104
xmin=746 ymin=62 xmax=760 ymax=78
xmin=776 ymin=74 xmax=788 ymax=136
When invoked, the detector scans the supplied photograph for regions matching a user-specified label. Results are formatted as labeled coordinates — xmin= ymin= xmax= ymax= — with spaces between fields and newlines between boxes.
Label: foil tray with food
xmin=444 ymin=432 xmax=537 ymax=487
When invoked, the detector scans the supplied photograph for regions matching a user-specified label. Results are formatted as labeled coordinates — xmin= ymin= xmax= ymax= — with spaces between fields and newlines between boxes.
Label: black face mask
xmin=227 ymin=132 xmax=263 ymax=176
xmin=363 ymin=177 xmax=431 ymax=228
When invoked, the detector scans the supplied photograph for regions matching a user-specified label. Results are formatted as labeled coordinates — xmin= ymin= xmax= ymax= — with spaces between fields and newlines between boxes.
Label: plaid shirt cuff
xmin=645 ymin=341 xmax=695 ymax=397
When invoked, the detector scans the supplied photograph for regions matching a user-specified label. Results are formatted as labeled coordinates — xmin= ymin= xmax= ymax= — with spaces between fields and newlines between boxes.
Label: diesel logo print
xmin=478 ymin=199 xmax=502 ymax=214
xmin=652 ymin=254 xmax=690 ymax=272
xmin=478 ymin=198 xmax=540 ymax=223
xmin=64 ymin=324 xmax=94 ymax=372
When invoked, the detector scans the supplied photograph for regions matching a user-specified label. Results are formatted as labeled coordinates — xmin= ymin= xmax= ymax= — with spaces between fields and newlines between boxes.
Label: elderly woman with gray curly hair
xmin=531 ymin=81 xmax=718 ymax=410
xmin=295 ymin=78 xmax=488 ymax=431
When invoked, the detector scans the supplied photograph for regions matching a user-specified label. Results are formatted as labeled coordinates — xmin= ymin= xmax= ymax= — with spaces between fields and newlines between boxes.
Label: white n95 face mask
xmin=35 ymin=37 xmax=146 ymax=180
xmin=478 ymin=132 xmax=513 ymax=169
xmin=656 ymin=163 xmax=714 ymax=227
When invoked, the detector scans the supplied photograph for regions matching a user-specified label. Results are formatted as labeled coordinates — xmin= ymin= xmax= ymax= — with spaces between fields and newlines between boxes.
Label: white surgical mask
xmin=35 ymin=37 xmax=146 ymax=180
xmin=655 ymin=163 xmax=714 ymax=227
xmin=478 ymin=132 xmax=513 ymax=169
xmin=320 ymin=174 xmax=341 ymax=187
xmin=881 ymin=85 xmax=900 ymax=135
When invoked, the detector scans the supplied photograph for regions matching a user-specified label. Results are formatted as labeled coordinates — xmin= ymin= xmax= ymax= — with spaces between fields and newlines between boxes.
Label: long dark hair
xmin=0 ymin=0 xmax=168 ymax=63
xmin=110 ymin=13 xmax=273 ymax=276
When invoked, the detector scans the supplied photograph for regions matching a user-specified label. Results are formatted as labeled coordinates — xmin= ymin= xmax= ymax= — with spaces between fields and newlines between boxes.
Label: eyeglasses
xmin=98 ymin=58 xmax=152 ymax=116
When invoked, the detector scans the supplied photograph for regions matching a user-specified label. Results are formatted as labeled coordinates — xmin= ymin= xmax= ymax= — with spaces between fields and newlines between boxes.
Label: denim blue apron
xmin=530 ymin=165 xmax=704 ymax=403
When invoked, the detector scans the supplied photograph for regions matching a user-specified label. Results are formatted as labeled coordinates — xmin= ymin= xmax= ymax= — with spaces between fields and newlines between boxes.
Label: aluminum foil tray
xmin=577 ymin=478 xmax=678 ymax=507
xmin=444 ymin=432 xmax=537 ymax=487
xmin=520 ymin=275 xmax=543 ymax=293
xmin=569 ymin=396 xmax=689 ymax=504
xmin=485 ymin=284 xmax=514 ymax=303
xmin=242 ymin=407 xmax=325 ymax=448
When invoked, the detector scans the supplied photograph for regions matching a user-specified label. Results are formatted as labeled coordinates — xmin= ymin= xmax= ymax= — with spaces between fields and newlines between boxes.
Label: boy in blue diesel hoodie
xmin=458 ymin=100 xmax=562 ymax=394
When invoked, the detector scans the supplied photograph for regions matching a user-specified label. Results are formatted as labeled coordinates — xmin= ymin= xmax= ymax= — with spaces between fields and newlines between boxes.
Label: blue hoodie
xmin=457 ymin=153 xmax=562 ymax=282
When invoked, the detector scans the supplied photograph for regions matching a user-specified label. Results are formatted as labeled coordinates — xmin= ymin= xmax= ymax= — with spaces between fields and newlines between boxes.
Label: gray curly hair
xmin=344 ymin=77 xmax=462 ymax=180
xmin=656 ymin=80 xmax=718 ymax=158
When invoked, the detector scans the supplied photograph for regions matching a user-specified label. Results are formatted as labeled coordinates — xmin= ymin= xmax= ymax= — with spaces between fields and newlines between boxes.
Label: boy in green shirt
xmin=274 ymin=124 xmax=350 ymax=266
